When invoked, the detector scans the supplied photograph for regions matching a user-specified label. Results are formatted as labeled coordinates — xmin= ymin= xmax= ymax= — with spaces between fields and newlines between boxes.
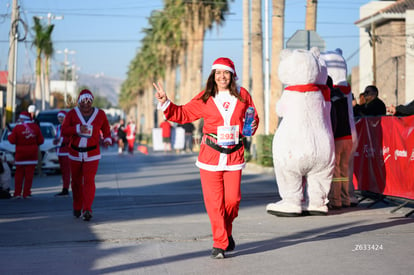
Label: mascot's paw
xmin=302 ymin=204 xmax=328 ymax=216
xmin=266 ymin=201 xmax=302 ymax=217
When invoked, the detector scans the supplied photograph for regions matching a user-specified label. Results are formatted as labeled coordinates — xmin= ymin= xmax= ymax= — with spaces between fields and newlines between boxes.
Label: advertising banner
xmin=353 ymin=116 xmax=414 ymax=200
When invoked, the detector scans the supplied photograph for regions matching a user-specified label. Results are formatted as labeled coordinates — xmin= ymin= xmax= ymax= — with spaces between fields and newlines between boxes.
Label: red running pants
xmin=70 ymin=159 xmax=99 ymax=213
xmin=14 ymin=164 xmax=36 ymax=198
xmin=200 ymin=169 xmax=241 ymax=250
xmin=59 ymin=155 xmax=71 ymax=189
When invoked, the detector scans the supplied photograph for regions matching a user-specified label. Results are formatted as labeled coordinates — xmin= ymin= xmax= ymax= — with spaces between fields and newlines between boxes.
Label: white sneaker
xmin=266 ymin=201 xmax=302 ymax=217
xmin=303 ymin=204 xmax=328 ymax=216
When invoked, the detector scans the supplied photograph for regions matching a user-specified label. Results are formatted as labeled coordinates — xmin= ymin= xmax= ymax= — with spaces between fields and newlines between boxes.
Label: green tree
xmin=43 ymin=25 xmax=55 ymax=110
xmin=93 ymin=95 xmax=112 ymax=109
xmin=32 ymin=17 xmax=54 ymax=111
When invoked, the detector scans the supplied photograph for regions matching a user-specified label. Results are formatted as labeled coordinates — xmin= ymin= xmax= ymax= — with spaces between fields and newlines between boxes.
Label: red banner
xmin=353 ymin=116 xmax=414 ymax=200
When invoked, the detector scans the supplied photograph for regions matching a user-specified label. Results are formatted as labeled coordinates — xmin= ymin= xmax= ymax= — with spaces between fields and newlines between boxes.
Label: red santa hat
xmin=212 ymin=57 xmax=237 ymax=79
xmin=19 ymin=111 xmax=31 ymax=121
xmin=77 ymin=89 xmax=94 ymax=103
xmin=57 ymin=110 xmax=67 ymax=118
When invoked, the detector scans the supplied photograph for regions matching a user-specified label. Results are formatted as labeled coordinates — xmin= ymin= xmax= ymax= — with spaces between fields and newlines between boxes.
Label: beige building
xmin=355 ymin=0 xmax=414 ymax=106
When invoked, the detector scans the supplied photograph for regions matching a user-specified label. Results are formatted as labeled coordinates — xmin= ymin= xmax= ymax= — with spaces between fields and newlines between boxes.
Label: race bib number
xmin=217 ymin=125 xmax=239 ymax=146
xmin=79 ymin=125 xmax=93 ymax=138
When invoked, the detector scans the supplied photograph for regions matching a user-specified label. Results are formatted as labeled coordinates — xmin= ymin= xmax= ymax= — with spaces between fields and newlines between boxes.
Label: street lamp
xmin=34 ymin=13 xmax=64 ymax=25
xmin=56 ymin=48 xmax=76 ymax=106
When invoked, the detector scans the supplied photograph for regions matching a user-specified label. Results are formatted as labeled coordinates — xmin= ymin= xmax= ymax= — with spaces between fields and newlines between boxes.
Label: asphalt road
xmin=0 ymin=146 xmax=413 ymax=275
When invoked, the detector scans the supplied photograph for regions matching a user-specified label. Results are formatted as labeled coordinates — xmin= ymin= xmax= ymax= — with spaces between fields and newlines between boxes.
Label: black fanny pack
xmin=204 ymin=134 xmax=243 ymax=154
xmin=71 ymin=144 xmax=97 ymax=152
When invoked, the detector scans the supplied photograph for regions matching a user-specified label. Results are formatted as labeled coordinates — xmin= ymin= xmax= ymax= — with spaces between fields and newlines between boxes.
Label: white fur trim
xmin=19 ymin=114 xmax=31 ymax=120
xmin=14 ymin=160 xmax=38 ymax=165
xmin=69 ymin=154 xmax=101 ymax=162
xmin=28 ymin=105 xmax=36 ymax=113
xmin=157 ymin=100 xmax=171 ymax=111
xmin=212 ymin=64 xmax=234 ymax=74
xmin=104 ymin=137 xmax=112 ymax=144
xmin=196 ymin=160 xmax=245 ymax=171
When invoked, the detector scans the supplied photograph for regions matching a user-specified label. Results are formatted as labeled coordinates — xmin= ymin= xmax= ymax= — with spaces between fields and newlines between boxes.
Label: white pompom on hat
xmin=57 ymin=110 xmax=67 ymax=118
xmin=19 ymin=111 xmax=31 ymax=121
xmin=77 ymin=89 xmax=94 ymax=103
xmin=28 ymin=105 xmax=36 ymax=113
xmin=212 ymin=57 xmax=237 ymax=79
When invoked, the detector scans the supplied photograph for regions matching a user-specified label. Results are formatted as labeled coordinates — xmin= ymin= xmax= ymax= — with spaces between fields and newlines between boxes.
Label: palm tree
xmin=119 ymin=0 xmax=232 ymax=137
xmin=122 ymin=23 xmax=164 ymax=132
xmin=180 ymin=0 xmax=229 ymax=104
xmin=32 ymin=17 xmax=54 ymax=111
xmin=242 ymin=0 xmax=250 ymax=91
xmin=42 ymin=24 xmax=55 ymax=110
xmin=147 ymin=6 xmax=182 ymax=120
xmin=270 ymin=0 xmax=285 ymax=134
xmin=32 ymin=17 xmax=44 ymax=110
xmin=251 ymin=0 xmax=264 ymax=135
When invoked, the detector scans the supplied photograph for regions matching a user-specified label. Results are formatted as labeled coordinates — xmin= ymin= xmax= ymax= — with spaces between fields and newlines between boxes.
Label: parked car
xmin=36 ymin=109 xmax=70 ymax=128
xmin=0 ymin=122 xmax=60 ymax=173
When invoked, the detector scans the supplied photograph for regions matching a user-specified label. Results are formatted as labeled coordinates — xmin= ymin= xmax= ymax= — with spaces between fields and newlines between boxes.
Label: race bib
xmin=217 ymin=125 xmax=239 ymax=146
xmin=79 ymin=125 xmax=93 ymax=138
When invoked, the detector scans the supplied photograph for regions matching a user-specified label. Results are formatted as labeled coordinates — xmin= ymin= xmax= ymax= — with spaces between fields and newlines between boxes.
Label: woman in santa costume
xmin=61 ymin=89 xmax=112 ymax=221
xmin=8 ymin=111 xmax=44 ymax=199
xmin=153 ymin=57 xmax=259 ymax=259
xmin=125 ymin=119 xmax=136 ymax=154
xmin=54 ymin=110 xmax=71 ymax=196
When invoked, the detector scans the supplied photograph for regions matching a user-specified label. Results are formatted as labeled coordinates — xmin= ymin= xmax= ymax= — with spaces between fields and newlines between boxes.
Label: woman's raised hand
xmin=153 ymin=82 xmax=168 ymax=104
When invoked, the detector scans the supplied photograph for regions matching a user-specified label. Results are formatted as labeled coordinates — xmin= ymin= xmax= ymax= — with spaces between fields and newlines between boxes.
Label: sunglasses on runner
xmin=80 ymin=98 xmax=93 ymax=104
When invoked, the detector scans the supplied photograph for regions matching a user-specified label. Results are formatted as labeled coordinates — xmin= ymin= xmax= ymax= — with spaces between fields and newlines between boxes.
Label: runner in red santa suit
xmin=125 ymin=119 xmax=136 ymax=154
xmin=61 ymin=89 xmax=112 ymax=221
xmin=153 ymin=57 xmax=259 ymax=259
xmin=54 ymin=110 xmax=71 ymax=196
xmin=8 ymin=111 xmax=44 ymax=198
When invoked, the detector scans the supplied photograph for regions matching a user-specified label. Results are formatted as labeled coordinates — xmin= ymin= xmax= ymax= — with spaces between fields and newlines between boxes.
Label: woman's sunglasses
xmin=80 ymin=98 xmax=93 ymax=104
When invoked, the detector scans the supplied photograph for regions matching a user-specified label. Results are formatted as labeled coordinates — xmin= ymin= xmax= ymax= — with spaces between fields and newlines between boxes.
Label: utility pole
xmin=6 ymin=0 xmax=19 ymax=123
xmin=305 ymin=0 xmax=317 ymax=31
xmin=371 ymin=21 xmax=377 ymax=86
xmin=305 ymin=0 xmax=317 ymax=50
xmin=394 ymin=56 xmax=399 ymax=105
xmin=264 ymin=0 xmax=270 ymax=134
xmin=71 ymin=64 xmax=79 ymax=81
xmin=57 ymin=48 xmax=76 ymax=106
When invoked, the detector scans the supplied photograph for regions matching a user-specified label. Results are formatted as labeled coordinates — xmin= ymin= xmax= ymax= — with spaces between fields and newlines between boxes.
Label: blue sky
xmin=0 ymin=0 xmax=371 ymax=82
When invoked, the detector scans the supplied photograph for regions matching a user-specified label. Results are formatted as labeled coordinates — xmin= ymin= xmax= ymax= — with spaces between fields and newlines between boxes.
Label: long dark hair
xmin=199 ymin=70 xmax=245 ymax=103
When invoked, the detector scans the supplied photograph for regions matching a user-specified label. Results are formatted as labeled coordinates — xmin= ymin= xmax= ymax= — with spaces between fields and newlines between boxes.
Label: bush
xmin=256 ymin=134 xmax=273 ymax=167
xmin=243 ymin=137 xmax=252 ymax=162
xmin=138 ymin=133 xmax=152 ymax=145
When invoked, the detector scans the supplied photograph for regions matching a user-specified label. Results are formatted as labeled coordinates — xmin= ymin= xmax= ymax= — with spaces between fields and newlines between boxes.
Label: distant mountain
xmin=76 ymin=73 xmax=124 ymax=106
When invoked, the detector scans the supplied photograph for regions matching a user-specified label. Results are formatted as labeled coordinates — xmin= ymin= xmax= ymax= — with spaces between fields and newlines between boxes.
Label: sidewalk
xmin=0 ymin=149 xmax=413 ymax=274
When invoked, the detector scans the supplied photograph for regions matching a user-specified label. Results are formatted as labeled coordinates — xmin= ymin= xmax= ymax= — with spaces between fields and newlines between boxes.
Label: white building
xmin=355 ymin=0 xmax=414 ymax=105
xmin=50 ymin=80 xmax=78 ymax=104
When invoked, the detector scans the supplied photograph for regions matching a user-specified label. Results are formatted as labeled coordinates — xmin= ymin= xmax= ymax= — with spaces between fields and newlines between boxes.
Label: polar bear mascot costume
xmin=321 ymin=48 xmax=359 ymax=206
xmin=266 ymin=47 xmax=335 ymax=217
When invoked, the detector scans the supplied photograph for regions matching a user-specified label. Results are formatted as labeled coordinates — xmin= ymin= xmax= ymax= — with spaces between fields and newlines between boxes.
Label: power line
xmin=0 ymin=33 xmax=361 ymax=44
